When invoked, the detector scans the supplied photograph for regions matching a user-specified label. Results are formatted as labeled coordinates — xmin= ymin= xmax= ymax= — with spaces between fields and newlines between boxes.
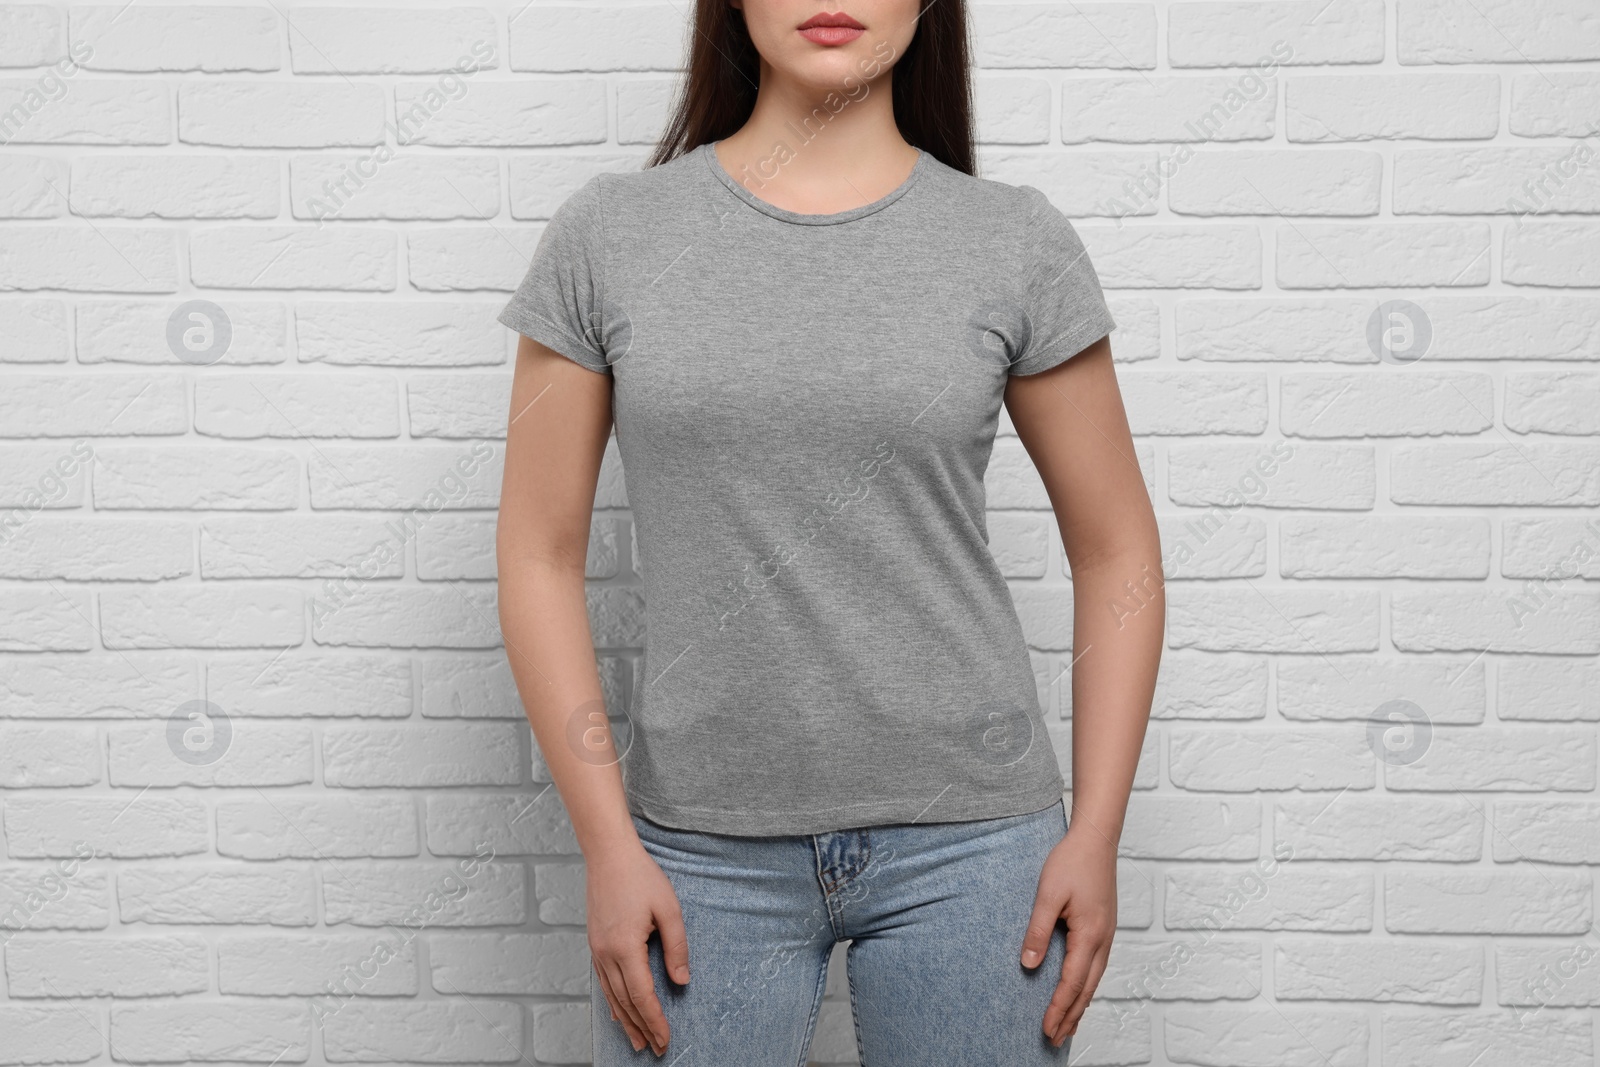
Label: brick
xmin=510 ymin=5 xmax=684 ymax=71
xmin=93 ymin=446 xmax=300 ymax=510
xmin=287 ymin=8 xmax=496 ymax=74
xmin=1505 ymin=372 xmax=1600 ymax=434
xmin=290 ymin=154 xmax=498 ymax=221
xmin=1399 ymin=0 xmax=1600 ymax=63
xmin=4 ymin=796 xmax=205 ymax=857
xmin=0 ymin=442 xmax=91 ymax=508
xmin=0 ymin=5 xmax=64 ymax=67
xmin=1498 ymin=656 xmax=1600 ymax=721
xmin=1276 ymin=655 xmax=1485 ymax=723
xmin=307 ymin=443 xmax=501 ymax=509
xmin=1063 ymin=77 xmax=1274 ymax=144
xmin=1281 ymin=371 xmax=1493 ymax=436
xmin=0 ymin=373 xmax=186 ymax=436
xmin=1167 ymin=587 xmax=1379 ymax=653
xmin=0 ymin=653 xmax=195 ymax=719
xmin=1511 ymin=72 xmax=1600 ymax=137
xmin=1279 ymin=515 xmax=1491 ymax=578
xmin=72 ymin=5 xmax=278 ymax=71
xmin=1149 ymin=652 xmax=1267 ymax=720
xmin=0 ymin=585 xmax=92 ymax=650
xmin=533 ymin=862 xmax=585 ymax=924
xmin=296 ymin=302 xmax=505 ymax=365
xmin=0 ymin=154 xmax=65 ymax=217
xmin=407 ymin=374 xmax=512 ymax=438
xmin=426 ymin=793 xmax=579 ymax=856
xmin=108 ymin=721 xmax=314 ymax=787
xmin=1165 ymin=865 xmax=1371 ymax=931
xmin=195 ymin=375 xmax=400 ymax=438
xmin=1169 ymin=729 xmax=1373 ymax=791
xmin=218 ymin=934 xmax=418 ymax=996
xmin=320 ymin=1001 xmax=521 ymax=1062
xmin=4 ymin=934 xmax=209 ymax=997
xmin=190 ymin=226 xmax=396 ymax=290
xmin=616 ymin=78 xmax=674 ymax=145
xmin=118 ymin=864 xmax=317 ymax=925
xmin=0 ymin=299 xmax=68 ymax=361
xmin=1169 ymin=0 xmax=1383 ymax=66
xmin=201 ymin=516 xmax=404 ymax=579
xmin=78 ymin=300 xmax=289 ymax=365
xmin=0 ymin=1006 xmax=102 ymax=1062
xmin=1505 ymin=221 xmax=1600 ymax=286
xmin=1276 ymin=796 xmax=1484 ymax=861
xmin=1086 ymin=224 xmax=1261 ymax=289
xmin=971 ymin=5 xmax=1155 ymax=69
xmin=393 ymin=81 xmax=606 ymax=146
xmin=1392 ymin=588 xmax=1600 ymax=653
xmin=1391 ymin=443 xmax=1600 ymax=505
xmin=70 ymin=155 xmax=279 ymax=217
xmin=430 ymin=931 xmax=588 ymax=995
xmin=1170 ymin=150 xmax=1381 ymax=215
xmin=1385 ymin=868 xmax=1590 ymax=934
xmin=0 ymin=226 xmax=178 ymax=291
xmin=1165 ymin=1007 xmax=1368 ymax=1067
xmin=1287 ymin=74 xmax=1500 ymax=141
xmin=206 ymin=653 xmax=412 ymax=718
xmin=323 ymin=723 xmax=522 ymax=786
xmin=0 ymin=724 xmax=98 ymax=786
xmin=417 ymin=653 xmax=522 ymax=719
xmin=0 ymin=518 xmax=191 ymax=580
xmin=1398 ymin=147 xmax=1600 ymax=215
xmin=100 ymin=585 xmax=304 ymax=649
xmin=217 ymin=796 xmax=419 ymax=859
xmin=1492 ymin=800 xmax=1600 ymax=863
xmin=1277 ymin=222 xmax=1491 ymax=287
xmin=109 ymin=1002 xmax=309 ymax=1062
xmin=0 ymin=79 xmax=168 ymax=144
xmin=1119 ymin=796 xmax=1260 ymax=860
xmin=0 ymin=863 xmax=109 ymax=931
xmin=1100 ymin=939 xmax=1261 ymax=1002
xmin=1385 ymin=725 xmax=1594 ymax=791
xmin=311 ymin=585 xmax=500 ymax=648
xmin=321 ymin=859 xmax=524 ymax=927
xmin=976 ymin=77 xmax=1052 ymax=144
xmin=179 ymin=82 xmax=385 ymax=147
xmin=407 ymin=226 xmax=541 ymax=290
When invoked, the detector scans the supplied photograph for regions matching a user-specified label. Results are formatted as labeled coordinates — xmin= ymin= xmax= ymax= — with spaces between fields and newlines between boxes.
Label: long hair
xmin=645 ymin=0 xmax=975 ymax=176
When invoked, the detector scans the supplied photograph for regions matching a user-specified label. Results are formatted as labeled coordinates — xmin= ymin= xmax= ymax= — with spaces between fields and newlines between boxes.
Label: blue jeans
xmin=591 ymin=798 xmax=1072 ymax=1065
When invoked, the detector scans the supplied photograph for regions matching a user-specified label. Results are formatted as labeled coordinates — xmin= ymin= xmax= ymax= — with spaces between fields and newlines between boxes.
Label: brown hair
xmin=645 ymin=0 xmax=975 ymax=176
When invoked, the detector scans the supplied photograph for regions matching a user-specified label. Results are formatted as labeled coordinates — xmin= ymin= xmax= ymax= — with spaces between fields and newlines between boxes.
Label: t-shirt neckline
xmin=699 ymin=140 xmax=929 ymax=226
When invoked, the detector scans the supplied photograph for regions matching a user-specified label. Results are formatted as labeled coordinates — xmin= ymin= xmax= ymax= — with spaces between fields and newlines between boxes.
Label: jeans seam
xmin=845 ymin=941 xmax=868 ymax=1067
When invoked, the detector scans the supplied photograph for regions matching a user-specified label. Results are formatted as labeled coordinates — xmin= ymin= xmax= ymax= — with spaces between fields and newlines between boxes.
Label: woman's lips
xmin=799 ymin=25 xmax=864 ymax=45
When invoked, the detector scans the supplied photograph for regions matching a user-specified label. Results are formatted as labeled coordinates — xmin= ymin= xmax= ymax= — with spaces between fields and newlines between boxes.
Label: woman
xmin=494 ymin=0 xmax=1163 ymax=1061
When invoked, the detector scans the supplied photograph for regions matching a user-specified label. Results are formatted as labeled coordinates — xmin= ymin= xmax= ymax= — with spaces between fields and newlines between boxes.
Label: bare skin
xmin=495 ymin=0 xmax=1162 ymax=1057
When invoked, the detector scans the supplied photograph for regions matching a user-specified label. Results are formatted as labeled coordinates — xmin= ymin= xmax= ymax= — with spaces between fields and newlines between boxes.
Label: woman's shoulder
xmin=918 ymin=153 xmax=1053 ymax=223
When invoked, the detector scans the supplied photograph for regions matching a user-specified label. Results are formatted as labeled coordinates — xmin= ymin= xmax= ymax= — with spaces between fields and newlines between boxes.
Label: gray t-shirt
xmin=498 ymin=141 xmax=1117 ymax=836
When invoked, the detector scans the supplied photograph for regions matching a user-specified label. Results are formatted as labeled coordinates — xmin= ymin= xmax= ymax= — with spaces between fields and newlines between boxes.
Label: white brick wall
xmin=0 ymin=1 xmax=1597 ymax=1064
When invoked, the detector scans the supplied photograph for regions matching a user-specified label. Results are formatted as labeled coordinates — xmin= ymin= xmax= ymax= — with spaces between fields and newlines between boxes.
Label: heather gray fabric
xmin=498 ymin=141 xmax=1117 ymax=836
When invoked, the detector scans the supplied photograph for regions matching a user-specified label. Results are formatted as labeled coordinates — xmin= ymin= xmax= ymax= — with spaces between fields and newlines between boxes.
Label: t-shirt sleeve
xmin=1008 ymin=185 xmax=1117 ymax=377
xmin=496 ymin=176 xmax=612 ymax=375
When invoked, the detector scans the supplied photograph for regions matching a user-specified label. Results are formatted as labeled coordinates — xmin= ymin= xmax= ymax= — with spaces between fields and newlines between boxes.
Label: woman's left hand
xmin=1020 ymin=824 xmax=1119 ymax=1047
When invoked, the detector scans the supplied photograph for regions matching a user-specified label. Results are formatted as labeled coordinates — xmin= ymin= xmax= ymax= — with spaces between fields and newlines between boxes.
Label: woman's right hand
xmin=586 ymin=840 xmax=691 ymax=1057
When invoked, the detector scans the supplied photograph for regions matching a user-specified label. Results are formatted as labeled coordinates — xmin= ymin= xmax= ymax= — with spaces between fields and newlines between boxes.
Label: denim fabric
xmin=591 ymin=797 xmax=1073 ymax=1065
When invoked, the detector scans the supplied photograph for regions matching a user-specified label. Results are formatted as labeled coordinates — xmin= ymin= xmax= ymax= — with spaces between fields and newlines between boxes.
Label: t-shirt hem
xmin=1008 ymin=307 xmax=1118 ymax=377
xmin=625 ymin=778 xmax=1068 ymax=837
xmin=497 ymin=305 xmax=611 ymax=375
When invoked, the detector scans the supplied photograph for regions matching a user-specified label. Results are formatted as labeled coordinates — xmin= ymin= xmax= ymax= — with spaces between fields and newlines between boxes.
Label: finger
xmin=1043 ymin=929 xmax=1091 ymax=1042
xmin=1019 ymin=884 xmax=1066 ymax=968
xmin=655 ymin=900 xmax=692 ymax=986
xmin=618 ymin=940 xmax=672 ymax=1052
xmin=602 ymin=956 xmax=654 ymax=1053
xmin=596 ymin=960 xmax=649 ymax=1052
xmin=1059 ymin=940 xmax=1111 ymax=1039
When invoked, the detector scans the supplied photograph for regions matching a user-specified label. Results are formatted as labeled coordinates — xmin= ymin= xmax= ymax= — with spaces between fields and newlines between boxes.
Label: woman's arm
xmin=1002 ymin=334 xmax=1164 ymax=1047
xmin=496 ymin=334 xmax=686 ymax=1057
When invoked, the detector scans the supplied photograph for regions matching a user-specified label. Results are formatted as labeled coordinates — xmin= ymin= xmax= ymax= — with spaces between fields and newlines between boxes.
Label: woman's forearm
xmin=497 ymin=552 xmax=643 ymax=864
xmin=1062 ymin=547 xmax=1164 ymax=850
